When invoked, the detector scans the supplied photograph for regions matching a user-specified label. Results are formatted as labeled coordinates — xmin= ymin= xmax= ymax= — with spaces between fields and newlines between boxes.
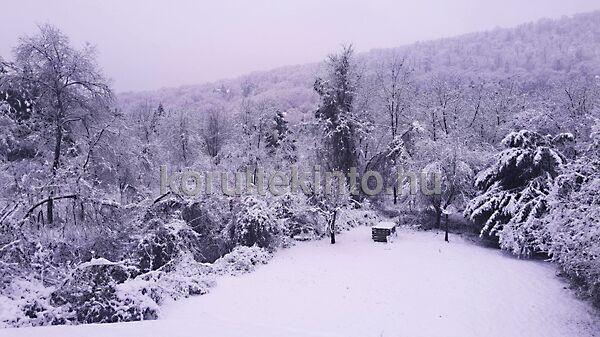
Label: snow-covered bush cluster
xmin=227 ymin=197 xmax=282 ymax=249
xmin=539 ymin=127 xmax=600 ymax=306
xmin=0 ymin=187 xmax=380 ymax=327
xmin=465 ymin=127 xmax=600 ymax=304
xmin=0 ymin=215 xmax=272 ymax=328
xmin=0 ymin=185 xmax=373 ymax=328
xmin=211 ymin=246 xmax=271 ymax=276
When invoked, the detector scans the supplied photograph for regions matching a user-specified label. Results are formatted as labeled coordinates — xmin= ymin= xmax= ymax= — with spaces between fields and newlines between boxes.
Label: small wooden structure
xmin=372 ymin=222 xmax=397 ymax=242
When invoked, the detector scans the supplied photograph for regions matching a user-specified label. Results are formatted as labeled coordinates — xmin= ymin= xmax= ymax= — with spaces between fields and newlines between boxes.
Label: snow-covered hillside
xmin=3 ymin=227 xmax=598 ymax=337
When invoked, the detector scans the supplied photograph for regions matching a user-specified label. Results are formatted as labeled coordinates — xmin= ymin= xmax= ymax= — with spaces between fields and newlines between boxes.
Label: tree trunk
xmin=48 ymin=106 xmax=64 ymax=224
xmin=442 ymin=111 xmax=449 ymax=135
xmin=46 ymin=196 xmax=54 ymax=224
xmin=52 ymin=122 xmax=63 ymax=172
xmin=393 ymin=186 xmax=397 ymax=205
xmin=431 ymin=111 xmax=437 ymax=141
xmin=330 ymin=209 xmax=337 ymax=244
xmin=435 ymin=206 xmax=441 ymax=229
xmin=444 ymin=213 xmax=449 ymax=242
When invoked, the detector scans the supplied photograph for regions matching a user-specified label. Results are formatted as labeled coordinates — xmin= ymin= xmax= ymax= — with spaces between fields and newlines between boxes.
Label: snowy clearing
xmin=2 ymin=226 xmax=599 ymax=337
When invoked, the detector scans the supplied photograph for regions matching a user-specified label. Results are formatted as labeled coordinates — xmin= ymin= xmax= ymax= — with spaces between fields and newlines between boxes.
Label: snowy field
xmin=2 ymin=226 xmax=599 ymax=337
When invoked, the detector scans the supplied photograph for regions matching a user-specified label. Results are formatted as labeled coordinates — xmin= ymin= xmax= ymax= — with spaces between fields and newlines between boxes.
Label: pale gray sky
xmin=1 ymin=0 xmax=598 ymax=92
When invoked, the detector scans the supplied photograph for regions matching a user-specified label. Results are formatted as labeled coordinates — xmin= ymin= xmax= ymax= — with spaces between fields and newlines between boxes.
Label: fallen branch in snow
xmin=153 ymin=192 xmax=173 ymax=204
xmin=23 ymin=194 xmax=78 ymax=219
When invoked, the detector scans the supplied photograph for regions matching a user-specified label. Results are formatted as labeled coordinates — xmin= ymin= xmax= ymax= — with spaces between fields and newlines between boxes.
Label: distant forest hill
xmin=119 ymin=10 xmax=600 ymax=128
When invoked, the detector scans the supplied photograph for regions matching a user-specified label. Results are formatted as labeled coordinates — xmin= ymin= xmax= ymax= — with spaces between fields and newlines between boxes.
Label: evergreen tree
xmin=314 ymin=45 xmax=361 ymax=176
xmin=265 ymin=110 xmax=288 ymax=150
xmin=265 ymin=109 xmax=296 ymax=162
xmin=313 ymin=45 xmax=362 ymax=243
xmin=464 ymin=130 xmax=573 ymax=256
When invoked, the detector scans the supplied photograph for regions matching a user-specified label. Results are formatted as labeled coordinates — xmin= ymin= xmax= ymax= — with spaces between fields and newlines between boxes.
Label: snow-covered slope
xmin=2 ymin=227 xmax=598 ymax=337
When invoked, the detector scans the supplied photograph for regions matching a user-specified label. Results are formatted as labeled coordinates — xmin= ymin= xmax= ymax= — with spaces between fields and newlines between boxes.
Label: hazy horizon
xmin=1 ymin=0 xmax=598 ymax=92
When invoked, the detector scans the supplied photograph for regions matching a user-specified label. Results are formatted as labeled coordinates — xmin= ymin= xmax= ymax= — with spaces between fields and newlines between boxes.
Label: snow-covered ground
xmin=2 ymin=226 xmax=599 ymax=337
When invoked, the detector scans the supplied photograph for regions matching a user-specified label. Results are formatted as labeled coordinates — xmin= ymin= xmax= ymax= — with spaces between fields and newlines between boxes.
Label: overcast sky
xmin=1 ymin=0 xmax=598 ymax=92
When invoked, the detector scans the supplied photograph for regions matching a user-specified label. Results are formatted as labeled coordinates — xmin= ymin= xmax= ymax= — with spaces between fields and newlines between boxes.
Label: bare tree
xmin=562 ymin=76 xmax=599 ymax=139
xmin=376 ymin=55 xmax=413 ymax=139
xmin=466 ymin=80 xmax=486 ymax=129
xmin=202 ymin=108 xmax=227 ymax=160
xmin=421 ymin=144 xmax=474 ymax=237
xmin=375 ymin=55 xmax=414 ymax=203
xmin=177 ymin=111 xmax=191 ymax=167
xmin=430 ymin=75 xmax=462 ymax=137
xmin=6 ymin=24 xmax=112 ymax=224
xmin=488 ymin=77 xmax=519 ymax=142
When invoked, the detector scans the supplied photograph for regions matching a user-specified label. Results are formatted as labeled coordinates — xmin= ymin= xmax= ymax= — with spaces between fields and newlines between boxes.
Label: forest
xmin=0 ymin=10 xmax=599 ymax=328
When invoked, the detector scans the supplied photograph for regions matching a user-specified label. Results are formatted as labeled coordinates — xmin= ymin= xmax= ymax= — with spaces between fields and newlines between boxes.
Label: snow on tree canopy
xmin=464 ymin=130 xmax=573 ymax=257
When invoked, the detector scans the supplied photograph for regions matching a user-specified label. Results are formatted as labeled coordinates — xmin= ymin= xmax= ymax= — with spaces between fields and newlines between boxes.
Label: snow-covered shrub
xmin=0 ymin=199 xmax=237 ymax=327
xmin=211 ymin=245 xmax=271 ymax=276
xmin=115 ymin=253 xmax=215 ymax=319
xmin=464 ymin=130 xmax=572 ymax=256
xmin=273 ymin=193 xmax=327 ymax=241
xmin=273 ymin=193 xmax=379 ymax=242
xmin=227 ymin=197 xmax=281 ymax=249
xmin=0 ymin=278 xmax=55 ymax=328
xmin=131 ymin=217 xmax=224 ymax=273
xmin=43 ymin=254 xmax=214 ymax=325
xmin=117 ymin=245 xmax=271 ymax=319
xmin=142 ymin=198 xmax=228 ymax=264
xmin=336 ymin=208 xmax=381 ymax=231
xmin=131 ymin=220 xmax=180 ymax=274
xmin=109 ymin=246 xmax=270 ymax=319
xmin=0 ymin=234 xmax=85 ymax=327
xmin=180 ymin=201 xmax=228 ymax=262
xmin=0 ymin=240 xmax=34 ymax=285
xmin=541 ymin=135 xmax=600 ymax=306
xmin=49 ymin=258 xmax=139 ymax=324
xmin=0 ymin=237 xmax=75 ymax=296
xmin=285 ymin=209 xmax=326 ymax=241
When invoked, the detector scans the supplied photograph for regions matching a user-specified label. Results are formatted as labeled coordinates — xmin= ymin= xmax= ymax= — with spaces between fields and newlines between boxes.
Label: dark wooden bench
xmin=372 ymin=222 xmax=397 ymax=242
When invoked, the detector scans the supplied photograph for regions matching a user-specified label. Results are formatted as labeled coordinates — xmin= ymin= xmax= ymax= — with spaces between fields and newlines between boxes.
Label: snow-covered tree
xmin=264 ymin=109 xmax=296 ymax=164
xmin=464 ymin=130 xmax=573 ymax=256
xmin=375 ymin=55 xmax=414 ymax=139
xmin=201 ymin=106 xmax=228 ymax=161
xmin=2 ymin=24 xmax=113 ymax=224
xmin=314 ymin=45 xmax=361 ymax=176
xmin=420 ymin=140 xmax=476 ymax=240
xmin=540 ymin=122 xmax=600 ymax=305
